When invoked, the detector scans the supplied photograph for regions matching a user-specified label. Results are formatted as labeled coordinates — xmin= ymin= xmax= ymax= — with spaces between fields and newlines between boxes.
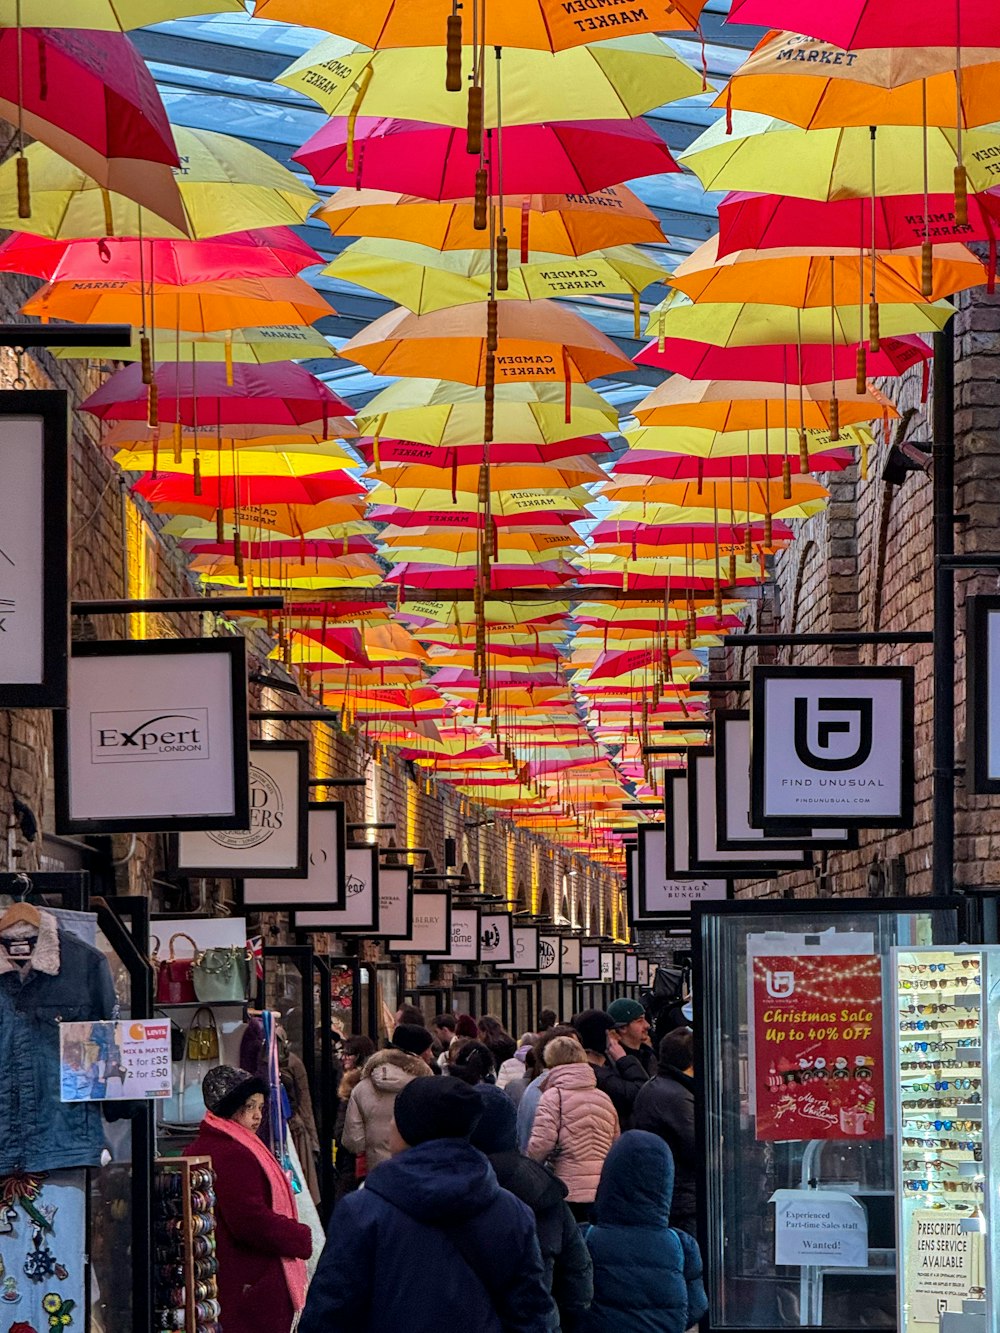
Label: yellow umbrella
xmin=112 ymin=444 xmax=359 ymax=476
xmin=621 ymin=423 xmax=872 ymax=457
xmin=278 ymin=36 xmax=704 ymax=124
xmin=0 ymin=130 xmax=318 ymax=239
xmin=54 ymin=325 xmax=335 ymax=364
xmin=632 ymin=375 xmax=896 ymax=430
xmin=604 ymin=480 xmax=829 ymax=521
xmin=325 ymin=238 xmax=669 ymax=315
xmin=369 ymin=458 xmax=606 ymax=489
xmin=365 ymin=484 xmax=593 ymax=514
xmin=1 ymin=0 xmax=244 ymax=24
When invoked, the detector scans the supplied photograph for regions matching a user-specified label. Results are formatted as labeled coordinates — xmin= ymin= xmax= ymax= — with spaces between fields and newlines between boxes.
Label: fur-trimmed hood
xmin=0 ymin=908 xmax=60 ymax=976
xmin=360 ymin=1047 xmax=433 ymax=1094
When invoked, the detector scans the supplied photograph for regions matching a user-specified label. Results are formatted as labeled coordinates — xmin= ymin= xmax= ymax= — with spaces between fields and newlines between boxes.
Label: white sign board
xmin=480 ymin=912 xmax=513 ymax=964
xmin=428 ymin=907 xmax=481 ymax=962
xmin=537 ymin=934 xmax=560 ymax=976
xmin=60 ymin=1019 xmax=172 ymax=1101
xmin=296 ymin=843 xmax=377 ymax=931
xmin=389 ymin=891 xmax=451 ymax=954
xmin=243 ymin=804 xmax=346 ymax=910
xmin=772 ymin=1190 xmax=869 ymax=1268
xmin=640 ymin=821 xmax=728 ymax=914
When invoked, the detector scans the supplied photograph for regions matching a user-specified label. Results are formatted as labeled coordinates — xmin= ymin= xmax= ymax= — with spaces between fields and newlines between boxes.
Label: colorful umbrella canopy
xmin=23 ymin=273 xmax=335 ymax=332
xmin=1 ymin=27 xmax=184 ymax=229
xmin=680 ymin=114 xmax=1000 ymax=200
xmin=632 ymin=376 xmax=895 ymax=430
xmin=315 ymin=186 xmax=665 ymax=255
xmin=339 ymin=300 xmax=634 ymax=385
xmin=53 ymin=325 xmax=336 ymax=365
xmin=726 ymin=0 xmax=1000 ymax=50
xmin=635 ymin=332 xmax=932 ymax=382
xmin=668 ymin=236 xmax=986 ymax=305
xmin=278 ymin=36 xmax=704 ymax=124
xmin=355 ymin=379 xmax=618 ymax=446
xmin=253 ymin=0 xmax=707 ymax=49
xmin=295 ymin=116 xmax=679 ymax=198
xmin=717 ymin=189 xmax=1000 ymax=255
xmin=326 ymin=239 xmax=669 ymax=314
xmin=0 ymin=130 xmax=318 ymax=239
xmin=0 ymin=0 xmax=244 ymax=25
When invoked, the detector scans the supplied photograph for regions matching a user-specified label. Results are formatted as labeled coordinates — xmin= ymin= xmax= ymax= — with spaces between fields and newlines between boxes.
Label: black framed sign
xmin=388 ymin=891 xmax=452 ymax=955
xmin=174 ymin=741 xmax=308 ymax=878
xmin=580 ymin=943 xmax=601 ymax=981
xmin=625 ymin=954 xmax=638 ymax=983
xmin=561 ymin=936 xmax=582 ymax=977
xmin=967 ymin=596 xmax=1000 ymax=794
xmin=536 ymin=934 xmax=561 ymax=976
xmin=241 ymin=802 xmax=346 ymax=910
xmin=428 ymin=906 xmax=481 ymax=962
xmin=343 ymin=863 xmax=413 ymax=939
xmin=613 ymin=951 xmax=626 ymax=983
xmin=637 ymin=959 xmax=650 ymax=987
xmin=600 ymin=949 xmax=615 ymax=982
xmin=479 ymin=911 xmax=514 ymax=965
xmin=750 ymin=666 xmax=915 ymax=827
xmin=295 ymin=842 xmax=378 ymax=932
xmin=640 ymin=817 xmax=727 ymax=914
xmin=714 ymin=712 xmax=856 ymax=851
xmin=0 ymin=391 xmax=68 ymax=709
xmin=498 ymin=924 xmax=540 ymax=972
xmin=687 ymin=748 xmax=813 ymax=878
xmin=625 ymin=841 xmax=641 ymax=926
xmin=55 ymin=638 xmax=249 ymax=834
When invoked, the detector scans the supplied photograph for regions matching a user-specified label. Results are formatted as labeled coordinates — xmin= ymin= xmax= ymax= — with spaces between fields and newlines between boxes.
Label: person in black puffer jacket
xmin=473 ymin=1086 xmax=593 ymax=1332
xmin=631 ymin=1028 xmax=697 ymax=1237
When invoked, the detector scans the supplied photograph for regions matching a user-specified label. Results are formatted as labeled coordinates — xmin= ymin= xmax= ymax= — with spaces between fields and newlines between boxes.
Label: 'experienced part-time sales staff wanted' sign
xmin=750 ymin=666 xmax=914 ymax=828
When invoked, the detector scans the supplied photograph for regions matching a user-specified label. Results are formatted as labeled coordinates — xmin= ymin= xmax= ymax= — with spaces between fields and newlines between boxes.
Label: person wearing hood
xmin=300 ymin=1078 xmax=555 ymax=1333
xmin=631 ymin=1028 xmax=697 ymax=1237
xmin=185 ymin=1066 xmax=312 ymax=1333
xmin=342 ymin=1025 xmax=434 ymax=1172
xmin=573 ymin=1010 xmax=650 ymax=1131
xmin=526 ymin=1036 xmax=620 ymax=1222
xmin=581 ymin=1131 xmax=707 ymax=1333
xmin=473 ymin=1086 xmax=593 ymax=1332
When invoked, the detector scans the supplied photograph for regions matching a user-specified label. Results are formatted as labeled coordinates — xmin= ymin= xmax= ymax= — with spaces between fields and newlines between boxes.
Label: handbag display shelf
xmin=154 ymin=1156 xmax=221 ymax=1333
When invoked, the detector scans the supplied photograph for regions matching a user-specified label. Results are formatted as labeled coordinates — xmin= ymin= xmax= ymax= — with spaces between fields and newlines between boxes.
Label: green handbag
xmin=192 ymin=945 xmax=251 ymax=1003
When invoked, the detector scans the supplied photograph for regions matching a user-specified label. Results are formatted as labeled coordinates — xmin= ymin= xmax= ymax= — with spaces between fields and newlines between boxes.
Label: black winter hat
xmin=393 ymin=1076 xmax=483 ymax=1147
xmin=390 ymin=1023 xmax=434 ymax=1056
xmin=573 ymin=1008 xmax=614 ymax=1054
xmin=203 ymin=1065 xmax=269 ymax=1119
xmin=470 ymin=1085 xmax=517 ymax=1154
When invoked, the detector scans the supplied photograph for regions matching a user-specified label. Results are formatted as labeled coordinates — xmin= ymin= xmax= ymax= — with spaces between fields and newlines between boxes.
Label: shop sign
xmin=639 ymin=817 xmax=727 ymax=915
xmin=242 ymin=803 xmax=346 ymax=910
xmin=537 ymin=934 xmax=560 ymax=975
xmin=600 ymin=949 xmax=615 ymax=982
xmin=904 ymin=1209 xmax=978 ymax=1322
xmin=60 ymin=1018 xmax=172 ymax=1101
xmin=750 ymin=666 xmax=914 ymax=827
xmin=499 ymin=925 xmax=540 ymax=972
xmin=0 ymin=392 xmax=69 ymax=709
xmin=751 ymin=952 xmax=885 ymax=1141
xmin=771 ymin=1190 xmax=869 ymax=1268
xmin=428 ymin=906 xmax=481 ymax=962
xmin=175 ymin=741 xmax=308 ymax=878
xmin=388 ymin=891 xmax=452 ymax=955
xmin=637 ymin=959 xmax=650 ymax=987
xmin=688 ymin=747 xmax=813 ymax=876
xmin=967 ymin=596 xmax=1000 ymax=793
xmin=295 ymin=842 xmax=378 ymax=932
xmin=580 ymin=943 xmax=601 ymax=980
xmin=479 ymin=911 xmax=514 ymax=964
xmin=625 ymin=954 xmax=638 ymax=983
xmin=613 ymin=951 xmax=626 ymax=982
xmin=342 ymin=864 xmax=412 ymax=939
xmin=561 ymin=937 xmax=581 ymax=977
xmin=55 ymin=638 xmax=249 ymax=833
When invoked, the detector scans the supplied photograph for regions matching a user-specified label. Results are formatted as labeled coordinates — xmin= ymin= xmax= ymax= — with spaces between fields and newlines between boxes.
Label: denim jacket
xmin=0 ymin=910 xmax=118 ymax=1173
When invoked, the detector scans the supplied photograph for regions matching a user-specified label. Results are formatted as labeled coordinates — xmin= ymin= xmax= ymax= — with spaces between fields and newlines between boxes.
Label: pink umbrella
xmin=0 ymin=227 xmax=324 ymax=282
xmin=354 ymin=435 xmax=612 ymax=467
xmin=180 ymin=538 xmax=377 ymax=558
xmin=385 ymin=562 xmax=574 ymax=589
xmin=366 ymin=506 xmax=577 ymax=528
xmin=611 ymin=448 xmax=856 ymax=478
xmin=0 ymin=27 xmax=184 ymax=229
xmin=293 ymin=116 xmax=679 ymax=198
xmin=589 ymin=519 xmax=795 ymax=545
xmin=726 ymin=0 xmax=1000 ymax=48
xmin=718 ymin=190 xmax=1000 ymax=260
xmin=81 ymin=361 xmax=356 ymax=429
xmin=635 ymin=331 xmax=932 ymax=394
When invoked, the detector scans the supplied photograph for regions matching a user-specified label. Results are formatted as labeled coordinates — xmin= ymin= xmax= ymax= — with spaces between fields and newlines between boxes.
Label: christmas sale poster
xmin=752 ymin=954 xmax=884 ymax=1141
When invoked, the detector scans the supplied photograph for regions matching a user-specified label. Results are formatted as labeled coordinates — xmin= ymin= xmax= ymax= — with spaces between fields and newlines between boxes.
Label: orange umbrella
xmin=314 ymin=186 xmax=665 ymax=256
xmin=632 ymin=375 xmax=897 ymax=431
xmin=339 ymin=301 xmax=633 ymax=385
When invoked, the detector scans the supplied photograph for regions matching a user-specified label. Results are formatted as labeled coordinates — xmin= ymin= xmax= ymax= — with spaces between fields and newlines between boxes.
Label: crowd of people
xmin=187 ymin=998 xmax=705 ymax=1333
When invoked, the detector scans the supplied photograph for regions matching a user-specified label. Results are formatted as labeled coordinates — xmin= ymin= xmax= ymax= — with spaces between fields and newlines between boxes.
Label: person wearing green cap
xmin=606 ymin=998 xmax=656 ymax=1078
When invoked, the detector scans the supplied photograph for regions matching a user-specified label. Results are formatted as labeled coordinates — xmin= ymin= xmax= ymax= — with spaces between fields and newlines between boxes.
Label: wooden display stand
xmin=153 ymin=1156 xmax=220 ymax=1333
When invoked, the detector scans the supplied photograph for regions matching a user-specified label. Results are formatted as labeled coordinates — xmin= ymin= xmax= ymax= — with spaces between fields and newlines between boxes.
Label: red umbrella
xmin=727 ymin=0 xmax=1000 ymax=48
xmin=294 ymin=116 xmax=679 ymax=198
xmin=0 ymin=227 xmax=324 ymax=282
xmin=354 ymin=435 xmax=612 ymax=467
xmin=0 ymin=27 xmax=184 ymax=229
xmin=366 ymin=506 xmax=578 ymax=528
xmin=610 ymin=448 xmax=856 ymax=479
xmin=81 ymin=361 xmax=356 ymax=430
xmin=180 ymin=538 xmax=377 ymax=559
xmin=589 ymin=520 xmax=794 ymax=545
xmin=718 ymin=189 xmax=1000 ymax=258
xmin=385 ymin=563 xmax=574 ymax=589
xmin=134 ymin=472 xmax=365 ymax=507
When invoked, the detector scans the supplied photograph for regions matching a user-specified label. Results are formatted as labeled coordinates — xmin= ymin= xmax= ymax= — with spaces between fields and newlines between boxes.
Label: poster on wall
xmin=580 ymin=944 xmax=601 ymax=980
xmin=242 ymin=803 xmax=346 ymax=910
xmin=750 ymin=952 xmax=885 ymax=1142
xmin=295 ymin=842 xmax=378 ymax=932
xmin=750 ymin=666 xmax=914 ymax=827
xmin=55 ymin=638 xmax=249 ymax=834
xmin=429 ymin=906 xmax=481 ymax=962
xmin=537 ymin=934 xmax=561 ymax=976
xmin=0 ymin=392 xmax=69 ymax=709
xmin=966 ymin=596 xmax=1000 ymax=793
xmin=640 ymin=818 xmax=727 ymax=915
xmin=561 ymin=937 xmax=581 ymax=977
xmin=389 ymin=891 xmax=452 ymax=955
xmin=499 ymin=924 xmax=540 ymax=972
xmin=174 ymin=741 xmax=308 ymax=878
xmin=60 ymin=1018 xmax=172 ymax=1100
xmin=480 ymin=911 xmax=514 ymax=964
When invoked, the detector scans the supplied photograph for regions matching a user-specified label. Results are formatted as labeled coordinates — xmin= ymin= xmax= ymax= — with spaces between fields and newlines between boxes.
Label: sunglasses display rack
xmin=154 ymin=1156 xmax=221 ymax=1333
xmin=891 ymin=948 xmax=994 ymax=1333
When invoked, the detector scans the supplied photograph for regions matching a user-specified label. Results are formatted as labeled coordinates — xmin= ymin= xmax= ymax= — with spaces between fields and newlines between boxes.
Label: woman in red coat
xmin=186 ymin=1065 xmax=313 ymax=1333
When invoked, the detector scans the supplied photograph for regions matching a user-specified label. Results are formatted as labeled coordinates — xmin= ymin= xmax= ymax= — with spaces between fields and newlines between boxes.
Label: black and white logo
xmin=346 ymin=873 xmax=366 ymax=898
xmin=481 ymin=923 xmax=501 ymax=951
xmin=539 ymin=938 xmax=557 ymax=969
xmin=207 ymin=763 xmax=283 ymax=850
xmin=90 ymin=708 xmax=210 ymax=763
xmin=793 ymin=697 xmax=873 ymax=771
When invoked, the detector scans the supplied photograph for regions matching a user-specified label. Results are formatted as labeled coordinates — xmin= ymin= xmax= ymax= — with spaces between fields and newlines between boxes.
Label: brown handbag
xmin=186 ymin=1006 xmax=220 ymax=1062
xmin=156 ymin=933 xmax=200 ymax=1005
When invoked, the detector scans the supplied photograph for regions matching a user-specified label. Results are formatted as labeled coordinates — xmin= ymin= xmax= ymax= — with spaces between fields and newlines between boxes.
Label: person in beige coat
xmin=342 ymin=1043 xmax=433 ymax=1172
xmin=526 ymin=1036 xmax=620 ymax=1222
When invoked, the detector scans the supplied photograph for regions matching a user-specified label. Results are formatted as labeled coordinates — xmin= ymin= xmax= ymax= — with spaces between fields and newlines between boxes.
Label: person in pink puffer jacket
xmin=527 ymin=1035 xmax=620 ymax=1222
